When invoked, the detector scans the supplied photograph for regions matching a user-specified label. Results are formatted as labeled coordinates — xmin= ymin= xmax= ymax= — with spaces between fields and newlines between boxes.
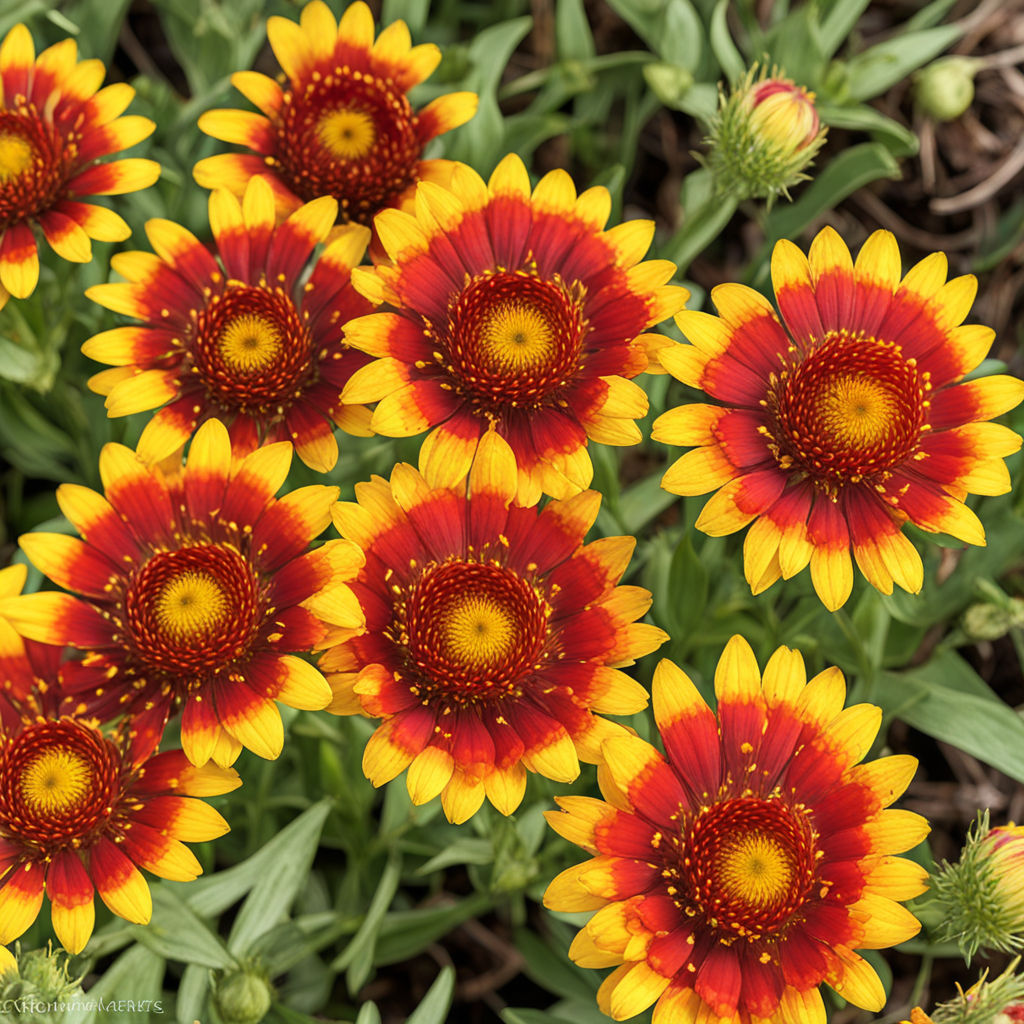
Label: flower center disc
xmin=444 ymin=271 xmax=586 ymax=412
xmin=317 ymin=107 xmax=377 ymax=160
xmin=193 ymin=285 xmax=315 ymax=414
xmin=401 ymin=561 xmax=549 ymax=701
xmin=126 ymin=544 xmax=262 ymax=675
xmin=1 ymin=720 xmax=120 ymax=849
xmin=0 ymin=112 xmax=64 ymax=227
xmin=274 ymin=72 xmax=420 ymax=223
xmin=680 ymin=797 xmax=817 ymax=941
xmin=768 ymin=331 xmax=928 ymax=486
xmin=0 ymin=131 xmax=35 ymax=182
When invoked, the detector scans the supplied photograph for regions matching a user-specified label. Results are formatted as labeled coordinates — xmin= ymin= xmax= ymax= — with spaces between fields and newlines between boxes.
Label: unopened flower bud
xmin=705 ymin=66 xmax=827 ymax=205
xmin=932 ymin=816 xmax=1024 ymax=963
xmin=214 ymin=967 xmax=273 ymax=1024
xmin=914 ymin=57 xmax=977 ymax=122
xmin=963 ymin=598 xmax=1024 ymax=641
xmin=925 ymin=957 xmax=1024 ymax=1024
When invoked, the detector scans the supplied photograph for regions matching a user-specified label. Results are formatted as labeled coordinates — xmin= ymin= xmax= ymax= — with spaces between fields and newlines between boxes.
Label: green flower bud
xmin=705 ymin=66 xmax=827 ymax=206
xmin=214 ymin=967 xmax=273 ymax=1024
xmin=914 ymin=57 xmax=977 ymax=122
xmin=963 ymin=598 xmax=1024 ymax=641
xmin=644 ymin=63 xmax=695 ymax=107
xmin=932 ymin=814 xmax=1024 ymax=964
xmin=927 ymin=957 xmax=1024 ymax=1024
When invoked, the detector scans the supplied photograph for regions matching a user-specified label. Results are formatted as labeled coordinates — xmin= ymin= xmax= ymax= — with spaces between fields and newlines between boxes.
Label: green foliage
xmin=1 ymin=0 xmax=1021 ymax=1021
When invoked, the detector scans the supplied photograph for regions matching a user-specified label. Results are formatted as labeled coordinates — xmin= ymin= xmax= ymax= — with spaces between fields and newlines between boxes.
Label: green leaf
xmin=416 ymin=837 xmax=494 ymax=874
xmin=819 ymin=0 xmax=872 ymax=59
xmin=63 ymin=945 xmax=165 ymax=1024
xmin=227 ymin=799 xmax=331 ymax=956
xmin=445 ymin=17 xmax=532 ymax=173
xmin=845 ymin=25 xmax=962 ymax=101
xmin=175 ymin=800 xmax=333 ymax=918
xmin=816 ymin=102 xmax=919 ymax=157
xmin=515 ymin=927 xmax=599 ymax=1003
xmin=406 ymin=966 xmax=456 ymax=1024
xmin=333 ymin=851 xmax=403 ymax=991
xmin=556 ymin=0 xmax=596 ymax=61
xmin=131 ymin=884 xmax=237 ymax=969
xmin=374 ymin=892 xmax=492 ymax=965
xmin=175 ymin=964 xmax=210 ymax=1024
xmin=658 ymin=0 xmax=703 ymax=70
xmin=762 ymin=142 xmax=900 ymax=245
xmin=503 ymin=1011 xmax=580 ymax=1024
xmin=618 ymin=473 xmax=679 ymax=534
xmin=381 ymin=0 xmax=429 ymax=34
xmin=709 ymin=0 xmax=745 ymax=82
xmin=882 ymin=652 xmax=1024 ymax=784
xmin=355 ymin=1002 xmax=384 ymax=1024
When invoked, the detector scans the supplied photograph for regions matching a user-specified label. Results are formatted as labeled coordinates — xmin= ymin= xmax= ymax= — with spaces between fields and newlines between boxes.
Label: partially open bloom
xmin=195 ymin=0 xmax=477 ymax=226
xmin=706 ymin=67 xmax=826 ymax=204
xmin=323 ymin=432 xmax=666 ymax=823
xmin=545 ymin=635 xmax=929 ymax=1023
xmin=932 ymin=817 xmax=1024 ymax=961
xmin=0 ymin=711 xmax=239 ymax=954
xmin=653 ymin=227 xmax=1024 ymax=610
xmin=0 ymin=419 xmax=365 ymax=765
xmin=83 ymin=177 xmax=374 ymax=472
xmin=0 ymin=23 xmax=160 ymax=307
xmin=343 ymin=154 xmax=687 ymax=505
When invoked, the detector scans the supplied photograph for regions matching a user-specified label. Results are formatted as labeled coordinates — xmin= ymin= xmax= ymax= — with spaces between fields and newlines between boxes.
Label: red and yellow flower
xmin=194 ymin=0 xmax=477 ymax=227
xmin=545 ymin=635 xmax=929 ymax=1023
xmin=342 ymin=154 xmax=688 ymax=505
xmin=653 ymin=227 xmax=1024 ymax=609
xmin=0 ymin=23 xmax=159 ymax=307
xmin=0 ymin=418 xmax=365 ymax=765
xmin=0 ymin=564 xmax=66 ymax=729
xmin=0 ymin=709 xmax=239 ymax=954
xmin=323 ymin=431 xmax=667 ymax=823
xmin=83 ymin=176 xmax=374 ymax=472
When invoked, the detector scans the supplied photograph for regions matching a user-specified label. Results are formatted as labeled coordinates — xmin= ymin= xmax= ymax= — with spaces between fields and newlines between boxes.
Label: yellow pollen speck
xmin=317 ymin=107 xmax=377 ymax=160
xmin=0 ymin=131 xmax=34 ymax=181
xmin=19 ymin=748 xmax=93 ymax=814
xmin=153 ymin=571 xmax=229 ymax=640
xmin=219 ymin=313 xmax=283 ymax=372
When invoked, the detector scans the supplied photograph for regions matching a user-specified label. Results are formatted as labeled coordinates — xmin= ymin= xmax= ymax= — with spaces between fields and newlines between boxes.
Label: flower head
xmin=544 ymin=635 xmax=929 ymax=1023
xmin=706 ymin=67 xmax=826 ymax=204
xmin=194 ymin=0 xmax=477 ymax=226
xmin=343 ymin=154 xmax=688 ymax=505
xmin=83 ymin=177 xmax=374 ymax=472
xmin=932 ymin=815 xmax=1024 ymax=962
xmin=323 ymin=431 xmax=667 ymax=823
xmin=653 ymin=227 xmax=1024 ymax=610
xmin=0 ymin=23 xmax=159 ymax=307
xmin=1 ymin=419 xmax=365 ymax=765
xmin=0 ymin=564 xmax=66 ymax=729
xmin=0 ymin=709 xmax=239 ymax=954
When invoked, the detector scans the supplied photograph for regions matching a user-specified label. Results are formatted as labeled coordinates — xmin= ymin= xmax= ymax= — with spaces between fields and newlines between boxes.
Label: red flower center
xmin=192 ymin=285 xmax=315 ymax=414
xmin=0 ymin=720 xmax=121 ymax=851
xmin=124 ymin=544 xmax=263 ymax=676
xmin=0 ymin=110 xmax=65 ymax=227
xmin=670 ymin=797 xmax=817 ymax=942
xmin=767 ymin=331 xmax=929 ymax=489
xmin=438 ymin=271 xmax=586 ymax=414
xmin=272 ymin=70 xmax=421 ymax=224
xmin=397 ymin=561 xmax=549 ymax=702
